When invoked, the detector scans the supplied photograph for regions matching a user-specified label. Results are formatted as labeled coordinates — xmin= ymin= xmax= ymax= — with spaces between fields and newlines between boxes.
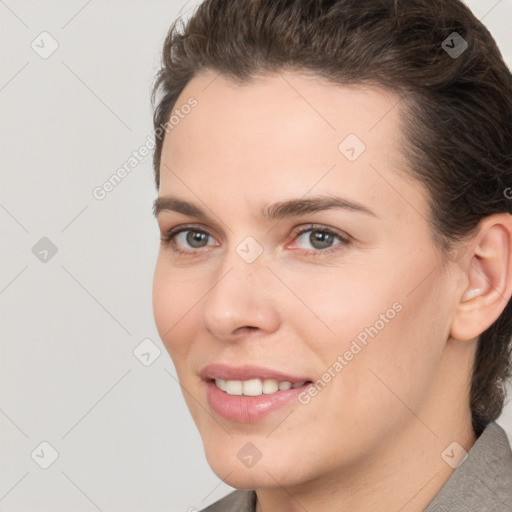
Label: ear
xmin=450 ymin=213 xmax=512 ymax=342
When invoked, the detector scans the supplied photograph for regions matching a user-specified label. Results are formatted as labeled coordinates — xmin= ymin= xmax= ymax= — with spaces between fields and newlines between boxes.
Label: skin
xmin=152 ymin=69 xmax=512 ymax=511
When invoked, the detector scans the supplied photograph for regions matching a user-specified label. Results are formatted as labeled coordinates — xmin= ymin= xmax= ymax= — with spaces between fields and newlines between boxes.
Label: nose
xmin=200 ymin=248 xmax=281 ymax=342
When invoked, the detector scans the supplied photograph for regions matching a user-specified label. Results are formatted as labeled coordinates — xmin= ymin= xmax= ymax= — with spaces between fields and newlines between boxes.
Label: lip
xmin=200 ymin=364 xmax=313 ymax=423
xmin=200 ymin=363 xmax=311 ymax=383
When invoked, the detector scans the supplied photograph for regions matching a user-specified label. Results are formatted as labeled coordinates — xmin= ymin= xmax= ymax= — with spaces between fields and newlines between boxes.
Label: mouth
xmin=200 ymin=364 xmax=314 ymax=423
xmin=200 ymin=363 xmax=313 ymax=392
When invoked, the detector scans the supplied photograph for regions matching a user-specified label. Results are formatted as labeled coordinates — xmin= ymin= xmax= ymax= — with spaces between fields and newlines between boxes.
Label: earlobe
xmin=450 ymin=214 xmax=512 ymax=342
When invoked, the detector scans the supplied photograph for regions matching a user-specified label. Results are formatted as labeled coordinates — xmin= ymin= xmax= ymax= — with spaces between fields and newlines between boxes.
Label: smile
xmin=200 ymin=364 xmax=314 ymax=422
xmin=214 ymin=378 xmax=308 ymax=396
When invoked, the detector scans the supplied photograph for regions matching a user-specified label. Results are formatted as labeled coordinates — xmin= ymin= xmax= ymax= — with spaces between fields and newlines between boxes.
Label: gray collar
xmin=425 ymin=421 xmax=512 ymax=511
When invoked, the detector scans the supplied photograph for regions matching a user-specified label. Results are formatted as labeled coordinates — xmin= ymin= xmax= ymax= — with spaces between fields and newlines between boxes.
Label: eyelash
xmin=159 ymin=224 xmax=351 ymax=257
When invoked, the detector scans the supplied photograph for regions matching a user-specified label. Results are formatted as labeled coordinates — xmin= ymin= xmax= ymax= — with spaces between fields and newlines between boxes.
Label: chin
xmin=207 ymin=459 xmax=289 ymax=490
xmin=202 ymin=437 xmax=309 ymax=490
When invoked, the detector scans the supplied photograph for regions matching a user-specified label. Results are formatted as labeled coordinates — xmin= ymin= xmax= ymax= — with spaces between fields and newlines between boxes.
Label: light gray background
xmin=1 ymin=1 xmax=511 ymax=511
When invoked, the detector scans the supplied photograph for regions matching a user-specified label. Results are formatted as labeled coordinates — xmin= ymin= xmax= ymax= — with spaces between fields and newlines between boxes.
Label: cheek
xmin=152 ymin=260 xmax=200 ymax=359
xmin=293 ymin=256 xmax=448 ymax=405
xmin=280 ymin=264 xmax=397 ymax=351
xmin=330 ymin=271 xmax=449 ymax=423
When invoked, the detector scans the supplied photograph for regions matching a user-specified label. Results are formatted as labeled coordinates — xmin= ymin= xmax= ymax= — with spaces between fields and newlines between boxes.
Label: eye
xmin=160 ymin=225 xmax=218 ymax=254
xmin=291 ymin=225 xmax=350 ymax=255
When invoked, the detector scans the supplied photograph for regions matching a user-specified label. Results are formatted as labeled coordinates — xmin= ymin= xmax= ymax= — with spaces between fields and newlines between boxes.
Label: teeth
xmin=225 ymin=380 xmax=243 ymax=395
xmin=243 ymin=379 xmax=262 ymax=396
xmin=262 ymin=379 xmax=279 ymax=394
xmin=214 ymin=378 xmax=305 ymax=396
xmin=215 ymin=378 xmax=227 ymax=392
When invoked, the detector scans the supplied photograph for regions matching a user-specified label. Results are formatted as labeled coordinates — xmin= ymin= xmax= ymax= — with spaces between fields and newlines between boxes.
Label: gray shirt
xmin=201 ymin=421 xmax=512 ymax=511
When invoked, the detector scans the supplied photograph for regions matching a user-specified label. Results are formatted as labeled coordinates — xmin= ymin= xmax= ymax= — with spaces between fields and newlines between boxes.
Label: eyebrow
xmin=153 ymin=195 xmax=376 ymax=221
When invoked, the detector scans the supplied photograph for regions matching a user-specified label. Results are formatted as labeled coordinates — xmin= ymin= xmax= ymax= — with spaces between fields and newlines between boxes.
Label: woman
xmin=151 ymin=0 xmax=512 ymax=510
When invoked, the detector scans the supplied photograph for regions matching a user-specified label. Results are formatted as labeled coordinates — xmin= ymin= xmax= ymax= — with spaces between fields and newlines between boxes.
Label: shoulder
xmin=425 ymin=421 xmax=512 ymax=511
xmin=199 ymin=490 xmax=256 ymax=512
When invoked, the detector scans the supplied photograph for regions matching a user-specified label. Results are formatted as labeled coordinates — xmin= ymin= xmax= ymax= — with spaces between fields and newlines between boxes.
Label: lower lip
xmin=205 ymin=380 xmax=312 ymax=423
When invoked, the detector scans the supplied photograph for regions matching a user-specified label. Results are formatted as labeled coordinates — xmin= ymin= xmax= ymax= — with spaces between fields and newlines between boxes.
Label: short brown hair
xmin=151 ymin=0 xmax=512 ymax=436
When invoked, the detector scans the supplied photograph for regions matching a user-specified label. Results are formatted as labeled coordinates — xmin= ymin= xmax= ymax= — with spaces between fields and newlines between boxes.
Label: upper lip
xmin=200 ymin=364 xmax=311 ymax=383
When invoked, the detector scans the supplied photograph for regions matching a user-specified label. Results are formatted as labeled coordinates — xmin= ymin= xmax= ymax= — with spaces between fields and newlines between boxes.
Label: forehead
xmin=164 ymin=69 xmax=406 ymax=152
xmin=158 ymin=69 xmax=427 ymax=222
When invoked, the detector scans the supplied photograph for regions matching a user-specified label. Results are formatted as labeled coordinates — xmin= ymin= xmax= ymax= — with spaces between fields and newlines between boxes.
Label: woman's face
xmin=153 ymin=70 xmax=460 ymax=489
